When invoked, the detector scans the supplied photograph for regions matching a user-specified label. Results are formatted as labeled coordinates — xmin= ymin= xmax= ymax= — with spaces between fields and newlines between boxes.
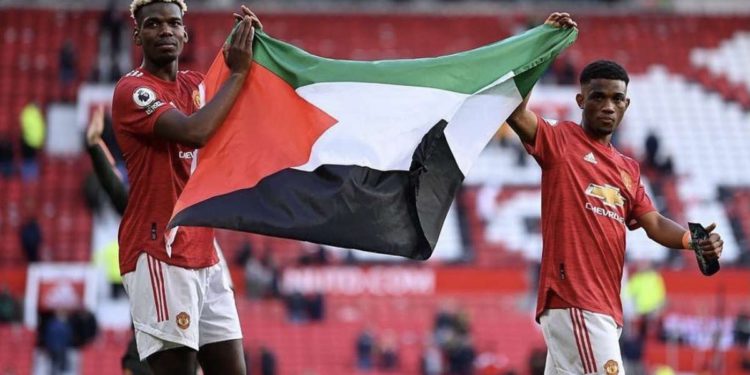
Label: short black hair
xmin=131 ymin=0 xmax=186 ymax=25
xmin=579 ymin=60 xmax=629 ymax=85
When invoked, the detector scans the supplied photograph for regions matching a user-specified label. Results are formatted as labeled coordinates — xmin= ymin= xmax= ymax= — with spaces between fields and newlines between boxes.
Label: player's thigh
xmin=197 ymin=339 xmax=246 ymax=375
xmin=540 ymin=310 xmax=580 ymax=375
xmin=540 ymin=308 xmax=623 ymax=375
xmin=543 ymin=349 xmax=559 ymax=375
xmin=147 ymin=345 xmax=198 ymax=375
xmin=123 ymin=253 xmax=203 ymax=360
xmin=198 ymin=262 xmax=242 ymax=348
xmin=583 ymin=309 xmax=624 ymax=375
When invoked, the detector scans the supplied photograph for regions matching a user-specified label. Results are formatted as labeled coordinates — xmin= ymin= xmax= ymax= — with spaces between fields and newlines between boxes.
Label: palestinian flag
xmin=170 ymin=24 xmax=577 ymax=260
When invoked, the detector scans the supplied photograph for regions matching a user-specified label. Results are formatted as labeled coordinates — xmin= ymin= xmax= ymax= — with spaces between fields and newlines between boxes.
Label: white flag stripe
xmin=292 ymin=78 xmax=521 ymax=175
xmin=292 ymin=82 xmax=467 ymax=172
xmin=444 ymin=72 xmax=522 ymax=175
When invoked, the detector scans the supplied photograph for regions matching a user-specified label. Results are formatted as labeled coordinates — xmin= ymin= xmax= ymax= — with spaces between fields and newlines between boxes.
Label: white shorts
xmin=540 ymin=308 xmax=623 ymax=375
xmin=122 ymin=252 xmax=242 ymax=360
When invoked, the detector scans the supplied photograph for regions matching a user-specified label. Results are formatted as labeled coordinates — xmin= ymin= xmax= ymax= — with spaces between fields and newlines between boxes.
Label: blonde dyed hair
xmin=130 ymin=0 xmax=187 ymax=20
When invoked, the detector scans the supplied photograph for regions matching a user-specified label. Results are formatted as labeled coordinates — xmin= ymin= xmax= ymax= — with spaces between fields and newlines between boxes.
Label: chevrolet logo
xmin=585 ymin=183 xmax=625 ymax=208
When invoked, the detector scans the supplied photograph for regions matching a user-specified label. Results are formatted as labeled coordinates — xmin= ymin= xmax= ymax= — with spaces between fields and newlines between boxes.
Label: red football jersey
xmin=524 ymin=116 xmax=656 ymax=326
xmin=112 ymin=68 xmax=216 ymax=274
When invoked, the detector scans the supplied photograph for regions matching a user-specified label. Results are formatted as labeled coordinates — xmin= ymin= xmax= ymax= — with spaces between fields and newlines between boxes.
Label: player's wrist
xmin=681 ymin=230 xmax=692 ymax=249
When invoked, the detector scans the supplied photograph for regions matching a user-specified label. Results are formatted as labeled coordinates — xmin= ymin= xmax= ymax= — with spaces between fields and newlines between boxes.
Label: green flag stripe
xmin=251 ymin=25 xmax=576 ymax=95
xmin=513 ymin=56 xmax=556 ymax=98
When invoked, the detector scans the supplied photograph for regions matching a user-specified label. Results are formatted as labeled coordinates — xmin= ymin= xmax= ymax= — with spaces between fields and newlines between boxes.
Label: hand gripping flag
xmin=169 ymin=24 xmax=577 ymax=260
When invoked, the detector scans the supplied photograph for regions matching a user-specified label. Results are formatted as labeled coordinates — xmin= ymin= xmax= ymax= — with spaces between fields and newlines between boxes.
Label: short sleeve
xmin=112 ymin=78 xmax=176 ymax=137
xmin=522 ymin=115 xmax=568 ymax=167
xmin=626 ymin=170 xmax=657 ymax=230
xmin=189 ymin=71 xmax=206 ymax=82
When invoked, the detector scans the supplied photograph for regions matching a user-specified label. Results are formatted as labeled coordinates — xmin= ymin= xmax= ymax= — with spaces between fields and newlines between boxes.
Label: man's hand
xmin=86 ymin=106 xmax=105 ymax=146
xmin=233 ymin=5 xmax=262 ymax=29
xmin=154 ymin=7 xmax=260 ymax=148
xmin=544 ymin=12 xmax=577 ymax=29
xmin=224 ymin=16 xmax=255 ymax=77
xmin=696 ymin=223 xmax=724 ymax=260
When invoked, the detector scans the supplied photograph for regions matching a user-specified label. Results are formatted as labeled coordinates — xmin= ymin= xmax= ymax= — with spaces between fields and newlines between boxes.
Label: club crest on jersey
xmin=620 ymin=170 xmax=633 ymax=192
xmin=176 ymin=312 xmax=190 ymax=329
xmin=604 ymin=359 xmax=619 ymax=374
xmin=585 ymin=183 xmax=625 ymax=208
xmin=192 ymin=89 xmax=201 ymax=109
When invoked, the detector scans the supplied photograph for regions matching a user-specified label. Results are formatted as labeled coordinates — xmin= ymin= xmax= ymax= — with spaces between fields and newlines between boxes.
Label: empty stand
xmin=691 ymin=31 xmax=750 ymax=109
xmin=0 ymin=325 xmax=34 ymax=375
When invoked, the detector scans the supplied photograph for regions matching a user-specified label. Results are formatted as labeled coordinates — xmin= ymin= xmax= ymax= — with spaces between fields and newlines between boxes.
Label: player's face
xmin=577 ymin=79 xmax=630 ymax=137
xmin=134 ymin=3 xmax=187 ymax=66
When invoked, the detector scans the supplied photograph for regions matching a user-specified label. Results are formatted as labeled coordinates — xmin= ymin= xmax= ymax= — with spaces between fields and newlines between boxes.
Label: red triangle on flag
xmin=173 ymin=53 xmax=338 ymax=217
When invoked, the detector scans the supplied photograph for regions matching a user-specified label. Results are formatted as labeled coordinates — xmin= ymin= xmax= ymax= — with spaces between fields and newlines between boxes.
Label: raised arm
xmin=86 ymin=106 xmax=129 ymax=215
xmin=637 ymin=211 xmax=724 ymax=260
xmin=506 ymin=94 xmax=538 ymax=145
xmin=506 ymin=12 xmax=577 ymax=145
xmin=154 ymin=13 xmax=259 ymax=148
